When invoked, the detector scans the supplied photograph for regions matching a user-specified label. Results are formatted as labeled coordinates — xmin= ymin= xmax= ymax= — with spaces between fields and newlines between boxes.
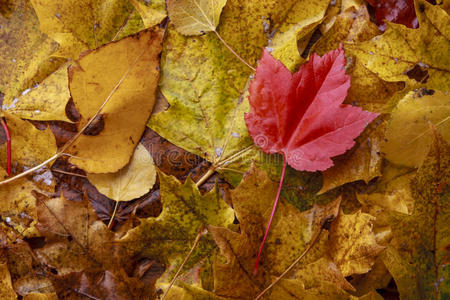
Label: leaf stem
xmin=195 ymin=166 xmax=215 ymax=187
xmin=254 ymin=156 xmax=287 ymax=275
xmin=213 ymin=30 xmax=255 ymax=72
xmin=108 ymin=200 xmax=120 ymax=229
xmin=161 ymin=228 xmax=204 ymax=300
xmin=1 ymin=118 xmax=11 ymax=176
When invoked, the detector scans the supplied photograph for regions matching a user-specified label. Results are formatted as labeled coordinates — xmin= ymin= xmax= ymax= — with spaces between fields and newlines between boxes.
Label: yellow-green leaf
xmin=167 ymin=0 xmax=227 ymax=36
xmin=130 ymin=0 xmax=166 ymax=28
xmin=67 ymin=28 xmax=163 ymax=173
xmin=382 ymin=89 xmax=450 ymax=168
xmin=119 ymin=170 xmax=234 ymax=270
xmin=87 ymin=144 xmax=156 ymax=201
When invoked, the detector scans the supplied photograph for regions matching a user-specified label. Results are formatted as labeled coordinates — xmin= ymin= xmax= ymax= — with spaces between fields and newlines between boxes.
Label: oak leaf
xmin=245 ymin=47 xmax=379 ymax=171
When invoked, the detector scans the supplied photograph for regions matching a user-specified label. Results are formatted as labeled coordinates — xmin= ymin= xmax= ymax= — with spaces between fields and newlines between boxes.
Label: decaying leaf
xmin=382 ymin=132 xmax=450 ymax=299
xmin=382 ymin=88 xmax=450 ymax=168
xmin=87 ymin=143 xmax=156 ymax=201
xmin=346 ymin=0 xmax=450 ymax=91
xmin=119 ymin=170 xmax=234 ymax=270
xmin=3 ymin=64 xmax=71 ymax=122
xmin=0 ymin=0 xmax=59 ymax=103
xmin=68 ymin=28 xmax=163 ymax=173
xmin=0 ymin=111 xmax=57 ymax=170
xmin=167 ymin=0 xmax=227 ymax=35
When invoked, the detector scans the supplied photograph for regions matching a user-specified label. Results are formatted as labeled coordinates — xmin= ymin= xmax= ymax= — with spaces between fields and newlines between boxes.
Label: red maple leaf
xmin=245 ymin=46 xmax=379 ymax=273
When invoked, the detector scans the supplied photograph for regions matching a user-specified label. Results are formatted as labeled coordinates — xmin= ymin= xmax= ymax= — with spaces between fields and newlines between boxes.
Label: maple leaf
xmin=367 ymin=0 xmax=420 ymax=31
xmin=245 ymin=46 xmax=379 ymax=172
xmin=245 ymin=47 xmax=378 ymax=271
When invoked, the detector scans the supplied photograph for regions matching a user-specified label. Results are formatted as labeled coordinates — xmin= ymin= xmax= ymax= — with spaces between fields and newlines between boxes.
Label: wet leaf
xmin=382 ymin=131 xmax=450 ymax=299
xmin=87 ymin=144 xmax=156 ymax=201
xmin=68 ymin=28 xmax=163 ymax=173
xmin=382 ymin=89 xmax=450 ymax=168
xmin=167 ymin=0 xmax=227 ymax=35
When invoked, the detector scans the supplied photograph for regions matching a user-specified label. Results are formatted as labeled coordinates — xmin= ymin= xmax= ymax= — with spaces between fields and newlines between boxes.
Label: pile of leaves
xmin=0 ymin=0 xmax=449 ymax=299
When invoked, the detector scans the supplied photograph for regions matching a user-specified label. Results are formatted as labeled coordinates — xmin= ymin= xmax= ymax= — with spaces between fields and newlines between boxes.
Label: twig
xmin=1 ymin=117 xmax=11 ymax=175
xmin=254 ymin=216 xmax=336 ymax=300
xmin=161 ymin=228 xmax=204 ymax=300
xmin=51 ymin=168 xmax=87 ymax=178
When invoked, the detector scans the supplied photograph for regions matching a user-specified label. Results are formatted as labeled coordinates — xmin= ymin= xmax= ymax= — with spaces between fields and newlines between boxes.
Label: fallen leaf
xmin=4 ymin=64 xmax=71 ymax=122
xmin=245 ymin=47 xmax=379 ymax=171
xmin=23 ymin=293 xmax=57 ymax=300
xmin=87 ymin=143 xmax=156 ymax=201
xmin=0 ymin=0 xmax=59 ymax=103
xmin=0 ymin=262 xmax=16 ymax=300
xmin=346 ymin=0 xmax=450 ymax=91
xmin=130 ymin=0 xmax=166 ymax=28
xmin=269 ymin=0 xmax=330 ymax=71
xmin=207 ymin=166 xmax=352 ymax=299
xmin=382 ymin=89 xmax=450 ymax=168
xmin=382 ymin=131 xmax=450 ymax=299
xmin=119 ymin=170 xmax=234 ymax=271
xmin=0 ymin=111 xmax=57 ymax=170
xmin=68 ymin=28 xmax=163 ymax=173
xmin=167 ymin=0 xmax=227 ymax=35
xmin=157 ymin=282 xmax=225 ymax=300
xmin=30 ymin=0 xmax=141 ymax=58
xmin=319 ymin=115 xmax=386 ymax=194
xmin=329 ymin=209 xmax=385 ymax=276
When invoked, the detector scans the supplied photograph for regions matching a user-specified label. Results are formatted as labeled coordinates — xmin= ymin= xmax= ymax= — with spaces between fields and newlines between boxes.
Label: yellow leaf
xmin=167 ymin=0 xmax=227 ymax=35
xmin=0 ymin=0 xmax=59 ymax=102
xmin=130 ymin=0 xmax=166 ymax=28
xmin=23 ymin=293 xmax=57 ymax=300
xmin=319 ymin=115 xmax=386 ymax=194
xmin=0 ymin=262 xmax=16 ymax=300
xmin=67 ymin=28 xmax=163 ymax=173
xmin=0 ymin=111 xmax=57 ymax=170
xmin=382 ymin=89 xmax=450 ymax=168
xmin=30 ymin=0 xmax=141 ymax=58
xmin=4 ymin=64 xmax=71 ymax=122
xmin=87 ymin=144 xmax=156 ymax=201
xmin=329 ymin=210 xmax=385 ymax=277
xmin=346 ymin=0 xmax=450 ymax=91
